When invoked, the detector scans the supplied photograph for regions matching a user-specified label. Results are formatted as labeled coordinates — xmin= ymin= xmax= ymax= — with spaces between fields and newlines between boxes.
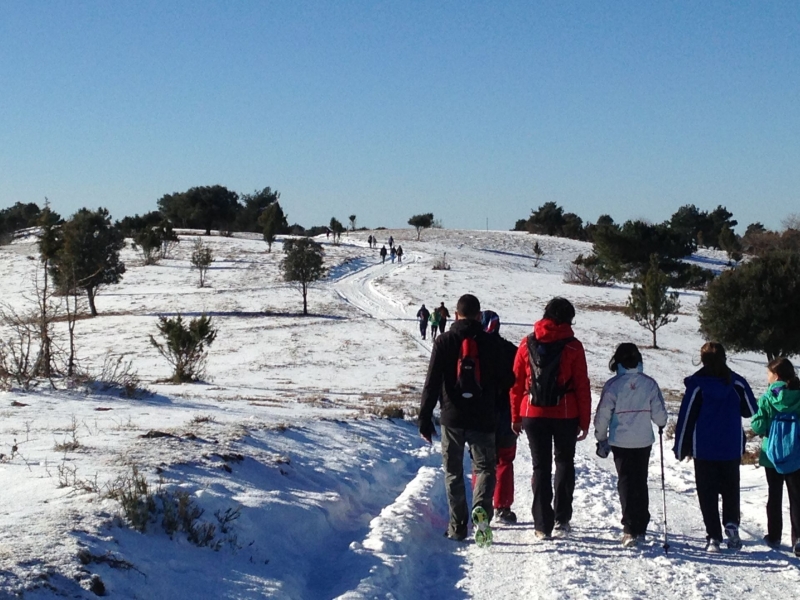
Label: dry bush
xmin=563 ymin=261 xmax=610 ymax=287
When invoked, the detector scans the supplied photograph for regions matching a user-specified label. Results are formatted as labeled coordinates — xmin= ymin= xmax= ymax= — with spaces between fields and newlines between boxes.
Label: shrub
xmin=563 ymin=254 xmax=609 ymax=287
xmin=625 ymin=255 xmax=681 ymax=349
xmin=149 ymin=314 xmax=217 ymax=383
xmin=191 ymin=238 xmax=214 ymax=287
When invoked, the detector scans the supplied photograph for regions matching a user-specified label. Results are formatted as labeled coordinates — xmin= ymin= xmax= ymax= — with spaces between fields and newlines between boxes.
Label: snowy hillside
xmin=0 ymin=228 xmax=795 ymax=599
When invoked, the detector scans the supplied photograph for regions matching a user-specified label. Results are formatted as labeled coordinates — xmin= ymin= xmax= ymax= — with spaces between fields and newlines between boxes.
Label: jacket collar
xmin=533 ymin=318 xmax=574 ymax=343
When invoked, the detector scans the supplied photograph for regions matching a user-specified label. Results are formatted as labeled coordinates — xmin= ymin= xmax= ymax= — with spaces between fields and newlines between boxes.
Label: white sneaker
xmin=724 ymin=523 xmax=742 ymax=550
xmin=534 ymin=530 xmax=552 ymax=541
xmin=705 ymin=538 xmax=722 ymax=552
xmin=621 ymin=534 xmax=638 ymax=548
xmin=553 ymin=522 xmax=571 ymax=538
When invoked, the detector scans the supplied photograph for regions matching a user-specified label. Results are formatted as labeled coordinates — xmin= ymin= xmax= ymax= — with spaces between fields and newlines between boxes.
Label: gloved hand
xmin=595 ymin=440 xmax=611 ymax=459
xmin=419 ymin=419 xmax=437 ymax=444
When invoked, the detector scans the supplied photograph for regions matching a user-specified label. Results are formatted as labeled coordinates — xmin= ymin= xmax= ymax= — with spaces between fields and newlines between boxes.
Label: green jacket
xmin=751 ymin=382 xmax=800 ymax=469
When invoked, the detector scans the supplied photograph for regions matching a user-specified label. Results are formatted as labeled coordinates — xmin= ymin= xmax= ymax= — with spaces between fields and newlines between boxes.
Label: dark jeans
xmin=612 ymin=445 xmax=652 ymax=537
xmin=694 ymin=458 xmax=740 ymax=541
xmin=522 ymin=417 xmax=579 ymax=534
xmin=441 ymin=426 xmax=496 ymax=537
xmin=419 ymin=321 xmax=428 ymax=339
xmin=765 ymin=466 xmax=800 ymax=545
xmin=439 ymin=320 xmax=447 ymax=334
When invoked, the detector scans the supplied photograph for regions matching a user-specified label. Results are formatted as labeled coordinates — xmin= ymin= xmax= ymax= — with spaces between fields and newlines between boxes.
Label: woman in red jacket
xmin=510 ymin=297 xmax=592 ymax=539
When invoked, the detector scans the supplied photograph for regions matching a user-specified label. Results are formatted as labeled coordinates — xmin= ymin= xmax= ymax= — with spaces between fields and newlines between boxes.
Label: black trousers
xmin=612 ymin=445 xmax=652 ymax=537
xmin=765 ymin=466 xmax=800 ymax=546
xmin=694 ymin=458 xmax=740 ymax=541
xmin=522 ymin=417 xmax=579 ymax=534
xmin=419 ymin=321 xmax=428 ymax=338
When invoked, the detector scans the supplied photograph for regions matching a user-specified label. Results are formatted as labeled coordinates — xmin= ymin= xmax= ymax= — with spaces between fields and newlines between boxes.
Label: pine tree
xmin=625 ymin=254 xmax=681 ymax=348
xmin=281 ymin=238 xmax=326 ymax=315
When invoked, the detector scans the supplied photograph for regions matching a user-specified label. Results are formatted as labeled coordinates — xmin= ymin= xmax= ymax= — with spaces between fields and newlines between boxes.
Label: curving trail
xmin=330 ymin=247 xmax=800 ymax=600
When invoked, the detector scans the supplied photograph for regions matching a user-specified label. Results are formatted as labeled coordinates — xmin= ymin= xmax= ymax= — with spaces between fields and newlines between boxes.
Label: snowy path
xmin=330 ymin=245 xmax=800 ymax=600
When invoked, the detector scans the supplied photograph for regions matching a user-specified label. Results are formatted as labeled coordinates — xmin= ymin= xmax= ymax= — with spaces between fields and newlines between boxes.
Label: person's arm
xmin=419 ymin=340 xmax=444 ymax=442
xmin=750 ymin=393 xmax=773 ymax=437
xmin=734 ymin=375 xmax=759 ymax=418
xmin=571 ymin=342 xmax=592 ymax=440
xmin=509 ymin=340 xmax=528 ymax=435
xmin=651 ymin=381 xmax=669 ymax=429
xmin=673 ymin=384 xmax=702 ymax=460
xmin=593 ymin=382 xmax=615 ymax=442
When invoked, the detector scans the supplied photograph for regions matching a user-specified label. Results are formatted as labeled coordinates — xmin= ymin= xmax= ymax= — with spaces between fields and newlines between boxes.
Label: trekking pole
xmin=659 ymin=427 xmax=670 ymax=554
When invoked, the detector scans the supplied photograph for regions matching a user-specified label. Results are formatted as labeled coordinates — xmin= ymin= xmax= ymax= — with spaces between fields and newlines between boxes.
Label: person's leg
xmin=694 ymin=458 xmax=723 ymax=541
xmin=618 ymin=446 xmax=651 ymax=536
xmin=494 ymin=442 xmax=517 ymax=510
xmin=523 ymin=418 xmax=555 ymax=534
xmin=440 ymin=426 xmax=468 ymax=538
xmin=783 ymin=469 xmax=800 ymax=547
xmin=466 ymin=429 xmax=497 ymax=521
xmin=719 ymin=459 xmax=741 ymax=528
xmin=613 ymin=446 xmax=633 ymax=534
xmin=765 ymin=467 xmax=784 ymax=544
xmin=439 ymin=321 xmax=446 ymax=335
xmin=552 ymin=418 xmax=579 ymax=526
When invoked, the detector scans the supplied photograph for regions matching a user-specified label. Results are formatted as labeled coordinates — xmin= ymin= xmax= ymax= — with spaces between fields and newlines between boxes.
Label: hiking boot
xmin=553 ymin=522 xmax=571 ymax=537
xmin=724 ymin=523 xmax=742 ymax=550
xmin=471 ymin=506 xmax=493 ymax=548
xmin=764 ymin=535 xmax=780 ymax=549
xmin=705 ymin=538 xmax=722 ymax=553
xmin=444 ymin=530 xmax=467 ymax=542
xmin=621 ymin=533 xmax=638 ymax=548
xmin=496 ymin=508 xmax=517 ymax=524
xmin=534 ymin=530 xmax=552 ymax=541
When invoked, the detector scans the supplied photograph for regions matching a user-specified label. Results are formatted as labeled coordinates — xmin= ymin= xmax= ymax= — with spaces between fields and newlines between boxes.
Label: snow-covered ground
xmin=0 ymin=228 xmax=795 ymax=599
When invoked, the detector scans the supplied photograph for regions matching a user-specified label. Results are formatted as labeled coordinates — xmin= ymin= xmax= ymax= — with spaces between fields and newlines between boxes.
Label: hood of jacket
xmin=449 ymin=318 xmax=483 ymax=337
xmin=767 ymin=382 xmax=800 ymax=413
xmin=533 ymin=318 xmax=574 ymax=343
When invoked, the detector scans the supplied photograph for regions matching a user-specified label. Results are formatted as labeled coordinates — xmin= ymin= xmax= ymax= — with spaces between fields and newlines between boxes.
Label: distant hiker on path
xmin=390 ymin=246 xmax=397 ymax=263
xmin=396 ymin=245 xmax=404 ymax=263
xmin=367 ymin=235 xmax=373 ymax=248
xmin=388 ymin=235 xmax=394 ymax=249
xmin=594 ymin=343 xmax=668 ymax=547
xmin=750 ymin=357 xmax=800 ymax=554
xmin=417 ymin=304 xmax=430 ymax=340
xmin=419 ymin=294 xmax=515 ymax=544
xmin=510 ymin=297 xmax=591 ymax=540
xmin=475 ymin=310 xmax=521 ymax=524
xmin=429 ymin=309 xmax=441 ymax=340
xmin=380 ymin=245 xmax=387 ymax=263
xmin=673 ymin=342 xmax=757 ymax=552
xmin=436 ymin=302 xmax=450 ymax=335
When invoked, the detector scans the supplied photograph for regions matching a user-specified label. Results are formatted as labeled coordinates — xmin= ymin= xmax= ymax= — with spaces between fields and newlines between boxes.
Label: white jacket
xmin=594 ymin=365 xmax=669 ymax=449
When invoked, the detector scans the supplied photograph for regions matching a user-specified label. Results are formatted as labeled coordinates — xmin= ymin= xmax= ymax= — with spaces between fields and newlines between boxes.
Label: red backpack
xmin=456 ymin=337 xmax=482 ymax=401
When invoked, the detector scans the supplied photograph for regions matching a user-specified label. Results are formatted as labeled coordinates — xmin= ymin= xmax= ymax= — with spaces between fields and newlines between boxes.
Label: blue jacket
xmin=673 ymin=368 xmax=757 ymax=461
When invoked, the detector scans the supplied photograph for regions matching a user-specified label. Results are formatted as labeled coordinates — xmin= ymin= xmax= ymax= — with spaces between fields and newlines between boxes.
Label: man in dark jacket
xmin=419 ymin=294 xmax=516 ymax=542
xmin=416 ymin=304 xmax=430 ymax=340
xmin=436 ymin=302 xmax=450 ymax=335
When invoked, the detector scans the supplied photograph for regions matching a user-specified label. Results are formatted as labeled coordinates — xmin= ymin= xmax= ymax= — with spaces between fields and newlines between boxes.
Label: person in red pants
xmin=471 ymin=310 xmax=520 ymax=523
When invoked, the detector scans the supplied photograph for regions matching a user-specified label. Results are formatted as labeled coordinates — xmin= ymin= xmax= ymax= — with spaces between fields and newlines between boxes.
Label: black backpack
xmin=456 ymin=336 xmax=482 ymax=402
xmin=527 ymin=334 xmax=574 ymax=407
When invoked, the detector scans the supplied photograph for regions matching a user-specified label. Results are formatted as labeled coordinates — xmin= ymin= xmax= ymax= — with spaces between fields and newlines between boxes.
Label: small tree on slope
xmin=625 ymin=254 xmax=681 ymax=349
xmin=699 ymin=251 xmax=800 ymax=360
xmin=281 ymin=238 xmax=326 ymax=316
xmin=408 ymin=213 xmax=434 ymax=240
xmin=149 ymin=314 xmax=217 ymax=383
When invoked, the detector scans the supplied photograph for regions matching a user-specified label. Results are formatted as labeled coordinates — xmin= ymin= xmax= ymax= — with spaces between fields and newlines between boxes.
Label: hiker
xmin=367 ymin=234 xmax=373 ymax=248
xmin=429 ymin=309 xmax=441 ymax=340
xmin=396 ymin=245 xmax=404 ymax=263
xmin=436 ymin=302 xmax=450 ymax=335
xmin=510 ymin=297 xmax=591 ymax=540
xmin=417 ymin=304 xmax=431 ymax=340
xmin=379 ymin=245 xmax=387 ymax=263
xmin=388 ymin=235 xmax=394 ymax=249
xmin=390 ymin=246 xmax=397 ymax=263
xmin=472 ymin=310 xmax=520 ymax=524
xmin=750 ymin=357 xmax=800 ymax=554
xmin=673 ymin=342 xmax=757 ymax=552
xmin=594 ymin=343 xmax=668 ymax=547
xmin=418 ymin=294 xmax=515 ymax=544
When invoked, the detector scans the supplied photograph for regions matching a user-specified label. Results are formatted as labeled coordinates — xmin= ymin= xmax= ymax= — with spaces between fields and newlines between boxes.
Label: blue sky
xmin=1 ymin=1 xmax=798 ymax=231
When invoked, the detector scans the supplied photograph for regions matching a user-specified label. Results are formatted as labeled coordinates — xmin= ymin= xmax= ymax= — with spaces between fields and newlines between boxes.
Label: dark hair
xmin=543 ymin=297 xmax=575 ymax=325
xmin=456 ymin=294 xmax=481 ymax=319
xmin=700 ymin=342 xmax=731 ymax=383
xmin=768 ymin=357 xmax=800 ymax=390
xmin=609 ymin=343 xmax=643 ymax=372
